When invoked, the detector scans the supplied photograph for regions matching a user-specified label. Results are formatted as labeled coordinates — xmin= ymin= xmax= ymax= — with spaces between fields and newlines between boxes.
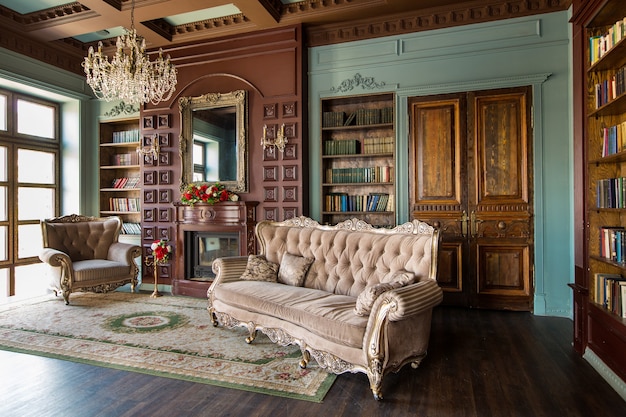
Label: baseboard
xmin=583 ymin=348 xmax=626 ymax=402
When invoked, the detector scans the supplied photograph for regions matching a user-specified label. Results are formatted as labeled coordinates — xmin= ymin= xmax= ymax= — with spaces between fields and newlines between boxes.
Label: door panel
xmin=471 ymin=89 xmax=533 ymax=310
xmin=409 ymin=87 xmax=533 ymax=311
xmin=437 ymin=242 xmax=463 ymax=293
xmin=409 ymin=94 xmax=467 ymax=305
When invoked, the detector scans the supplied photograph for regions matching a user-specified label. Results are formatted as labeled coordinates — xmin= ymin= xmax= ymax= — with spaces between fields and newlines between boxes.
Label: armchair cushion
xmin=72 ymin=260 xmax=132 ymax=283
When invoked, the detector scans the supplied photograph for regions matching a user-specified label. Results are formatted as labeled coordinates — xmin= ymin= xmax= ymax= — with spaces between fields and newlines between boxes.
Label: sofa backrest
xmin=256 ymin=216 xmax=439 ymax=297
xmin=41 ymin=215 xmax=121 ymax=261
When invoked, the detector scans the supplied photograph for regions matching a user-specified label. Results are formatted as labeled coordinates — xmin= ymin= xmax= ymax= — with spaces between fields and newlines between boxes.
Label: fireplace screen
xmin=186 ymin=231 xmax=240 ymax=280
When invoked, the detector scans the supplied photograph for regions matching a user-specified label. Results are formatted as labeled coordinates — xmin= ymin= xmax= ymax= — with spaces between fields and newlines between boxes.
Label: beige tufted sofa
xmin=39 ymin=214 xmax=141 ymax=305
xmin=208 ymin=216 xmax=442 ymax=400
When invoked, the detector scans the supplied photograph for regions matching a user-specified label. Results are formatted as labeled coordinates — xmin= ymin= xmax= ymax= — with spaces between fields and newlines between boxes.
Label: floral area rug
xmin=0 ymin=292 xmax=335 ymax=402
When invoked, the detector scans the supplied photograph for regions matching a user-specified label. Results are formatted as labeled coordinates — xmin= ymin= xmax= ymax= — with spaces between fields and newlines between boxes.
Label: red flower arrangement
xmin=180 ymin=182 xmax=238 ymax=206
xmin=151 ymin=239 xmax=171 ymax=263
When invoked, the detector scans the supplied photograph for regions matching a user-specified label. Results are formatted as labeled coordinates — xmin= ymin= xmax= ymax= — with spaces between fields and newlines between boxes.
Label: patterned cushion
xmin=354 ymin=271 xmax=415 ymax=316
xmin=240 ymin=255 xmax=279 ymax=282
xmin=278 ymin=253 xmax=314 ymax=286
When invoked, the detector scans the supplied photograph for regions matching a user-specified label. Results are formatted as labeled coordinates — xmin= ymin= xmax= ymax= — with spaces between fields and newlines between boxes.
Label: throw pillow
xmin=240 ymin=255 xmax=279 ymax=282
xmin=354 ymin=270 xmax=416 ymax=316
xmin=278 ymin=253 xmax=314 ymax=286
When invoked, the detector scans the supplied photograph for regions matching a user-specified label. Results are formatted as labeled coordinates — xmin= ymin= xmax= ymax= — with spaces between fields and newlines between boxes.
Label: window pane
xmin=17 ymin=99 xmax=55 ymax=139
xmin=0 ymin=94 xmax=6 ymax=131
xmin=0 ymin=268 xmax=8 ymax=299
xmin=15 ymin=263 xmax=49 ymax=299
xmin=193 ymin=142 xmax=203 ymax=165
xmin=0 ymin=225 xmax=6 ymax=261
xmin=18 ymin=224 xmax=42 ymax=259
xmin=18 ymin=187 xmax=54 ymax=220
xmin=18 ymin=149 xmax=55 ymax=184
xmin=0 ymin=187 xmax=6 ymax=221
xmin=0 ymin=146 xmax=6 ymax=181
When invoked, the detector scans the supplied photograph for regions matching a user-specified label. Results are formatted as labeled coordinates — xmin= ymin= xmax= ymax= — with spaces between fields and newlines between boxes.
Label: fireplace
xmin=174 ymin=201 xmax=258 ymax=297
xmin=186 ymin=231 xmax=240 ymax=280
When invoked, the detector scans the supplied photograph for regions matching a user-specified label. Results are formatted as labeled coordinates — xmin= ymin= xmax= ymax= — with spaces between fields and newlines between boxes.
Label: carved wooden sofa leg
xmin=299 ymin=349 xmax=310 ymax=369
xmin=367 ymin=361 xmax=384 ymax=401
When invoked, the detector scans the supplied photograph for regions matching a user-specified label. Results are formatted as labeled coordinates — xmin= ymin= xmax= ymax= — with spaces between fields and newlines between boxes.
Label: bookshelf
xmin=577 ymin=0 xmax=626 ymax=384
xmin=320 ymin=92 xmax=395 ymax=226
xmin=99 ymin=118 xmax=141 ymax=236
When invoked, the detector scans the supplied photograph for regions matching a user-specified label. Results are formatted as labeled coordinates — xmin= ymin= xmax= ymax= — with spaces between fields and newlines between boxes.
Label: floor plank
xmin=0 ymin=306 xmax=624 ymax=417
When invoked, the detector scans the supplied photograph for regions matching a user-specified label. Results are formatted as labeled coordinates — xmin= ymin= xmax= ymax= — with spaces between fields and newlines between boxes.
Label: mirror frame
xmin=179 ymin=90 xmax=248 ymax=192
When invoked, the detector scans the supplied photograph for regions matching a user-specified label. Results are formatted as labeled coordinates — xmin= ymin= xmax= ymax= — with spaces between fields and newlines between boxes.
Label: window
xmin=0 ymin=89 xmax=59 ymax=300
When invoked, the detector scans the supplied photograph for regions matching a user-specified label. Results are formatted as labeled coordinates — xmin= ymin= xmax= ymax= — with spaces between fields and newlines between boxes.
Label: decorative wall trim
xmin=583 ymin=348 xmax=626 ymax=402
xmin=306 ymin=0 xmax=570 ymax=47
xmin=330 ymin=73 xmax=386 ymax=93
xmin=104 ymin=101 xmax=140 ymax=117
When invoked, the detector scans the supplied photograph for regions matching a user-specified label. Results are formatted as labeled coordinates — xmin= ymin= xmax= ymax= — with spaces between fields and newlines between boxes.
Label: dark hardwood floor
xmin=0 ymin=306 xmax=624 ymax=417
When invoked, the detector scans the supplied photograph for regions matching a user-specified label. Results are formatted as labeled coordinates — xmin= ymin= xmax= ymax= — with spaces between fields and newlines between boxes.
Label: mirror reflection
xmin=191 ymin=107 xmax=237 ymax=182
xmin=179 ymin=90 xmax=247 ymax=192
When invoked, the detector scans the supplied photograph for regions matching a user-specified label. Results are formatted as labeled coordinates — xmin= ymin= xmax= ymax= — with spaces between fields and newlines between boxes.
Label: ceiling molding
xmin=0 ymin=0 xmax=573 ymax=77
xmin=306 ymin=0 xmax=572 ymax=47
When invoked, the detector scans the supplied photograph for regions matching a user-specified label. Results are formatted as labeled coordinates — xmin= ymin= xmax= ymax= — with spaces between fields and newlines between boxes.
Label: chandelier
xmin=82 ymin=0 xmax=177 ymax=105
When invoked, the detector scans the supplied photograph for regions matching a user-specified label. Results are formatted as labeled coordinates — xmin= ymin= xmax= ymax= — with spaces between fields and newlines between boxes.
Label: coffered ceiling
xmin=0 ymin=0 xmax=571 ymax=76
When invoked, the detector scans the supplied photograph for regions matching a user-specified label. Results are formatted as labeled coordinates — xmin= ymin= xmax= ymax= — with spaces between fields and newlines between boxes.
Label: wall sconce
xmin=137 ymin=134 xmax=160 ymax=161
xmin=261 ymin=123 xmax=288 ymax=153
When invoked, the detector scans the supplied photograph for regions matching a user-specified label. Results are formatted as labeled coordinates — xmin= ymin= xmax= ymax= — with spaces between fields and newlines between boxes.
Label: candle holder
xmin=144 ymin=257 xmax=162 ymax=298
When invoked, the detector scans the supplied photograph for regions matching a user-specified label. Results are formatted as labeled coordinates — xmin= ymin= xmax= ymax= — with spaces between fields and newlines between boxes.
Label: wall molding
xmin=306 ymin=0 xmax=570 ymax=47
xmin=584 ymin=348 xmax=626 ymax=402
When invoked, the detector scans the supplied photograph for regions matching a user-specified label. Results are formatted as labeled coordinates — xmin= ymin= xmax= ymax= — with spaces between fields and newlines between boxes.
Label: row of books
xmin=596 ymin=177 xmax=626 ymax=208
xmin=325 ymin=166 xmax=393 ymax=183
xmin=323 ymin=137 xmax=394 ymax=156
xmin=593 ymin=273 xmax=626 ymax=318
xmin=600 ymin=121 xmax=626 ymax=157
xmin=599 ymin=226 xmax=626 ymax=262
xmin=354 ymin=108 xmax=381 ymax=125
xmin=363 ymin=137 xmax=393 ymax=154
xmin=325 ymin=193 xmax=393 ymax=212
xmin=594 ymin=64 xmax=626 ymax=109
xmin=589 ymin=17 xmax=626 ymax=65
xmin=324 ymin=139 xmax=359 ymax=155
xmin=110 ymin=152 xmax=139 ymax=166
xmin=112 ymin=129 xmax=140 ymax=144
xmin=109 ymin=198 xmax=140 ymax=212
xmin=111 ymin=177 xmax=140 ymax=189
xmin=121 ymin=222 xmax=141 ymax=235
xmin=322 ymin=107 xmax=394 ymax=127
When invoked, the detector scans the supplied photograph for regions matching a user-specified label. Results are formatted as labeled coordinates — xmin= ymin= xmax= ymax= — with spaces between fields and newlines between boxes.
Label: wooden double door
xmin=409 ymin=87 xmax=533 ymax=311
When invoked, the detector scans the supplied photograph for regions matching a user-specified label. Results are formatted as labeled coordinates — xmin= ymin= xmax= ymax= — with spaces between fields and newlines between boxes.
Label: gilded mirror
xmin=179 ymin=90 xmax=247 ymax=192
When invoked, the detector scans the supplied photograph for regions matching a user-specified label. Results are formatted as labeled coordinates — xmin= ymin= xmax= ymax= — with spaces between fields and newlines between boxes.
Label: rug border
xmin=0 ymin=340 xmax=336 ymax=403
xmin=0 ymin=293 xmax=337 ymax=403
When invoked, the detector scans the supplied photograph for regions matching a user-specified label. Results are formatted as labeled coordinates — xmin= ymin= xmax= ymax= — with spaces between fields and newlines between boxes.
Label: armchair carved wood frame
xmin=39 ymin=214 xmax=141 ymax=305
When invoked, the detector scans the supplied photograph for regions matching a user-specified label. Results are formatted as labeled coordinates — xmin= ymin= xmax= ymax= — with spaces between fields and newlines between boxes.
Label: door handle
xmin=460 ymin=210 xmax=468 ymax=238
xmin=470 ymin=210 xmax=483 ymax=238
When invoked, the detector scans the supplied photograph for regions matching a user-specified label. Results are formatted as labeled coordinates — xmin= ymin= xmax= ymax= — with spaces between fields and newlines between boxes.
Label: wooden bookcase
xmin=320 ymin=92 xmax=396 ymax=227
xmin=576 ymin=0 xmax=626 ymax=384
xmin=99 ymin=117 xmax=141 ymax=236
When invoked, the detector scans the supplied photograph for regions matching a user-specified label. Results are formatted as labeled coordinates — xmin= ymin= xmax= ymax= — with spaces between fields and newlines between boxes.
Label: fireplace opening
xmin=185 ymin=231 xmax=240 ymax=281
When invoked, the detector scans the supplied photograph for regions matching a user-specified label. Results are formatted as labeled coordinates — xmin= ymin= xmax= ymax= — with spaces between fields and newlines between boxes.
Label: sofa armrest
xmin=384 ymin=280 xmax=443 ymax=321
xmin=108 ymin=242 xmax=141 ymax=265
xmin=39 ymin=248 xmax=71 ymax=268
xmin=208 ymin=256 xmax=249 ymax=304
xmin=211 ymin=256 xmax=249 ymax=285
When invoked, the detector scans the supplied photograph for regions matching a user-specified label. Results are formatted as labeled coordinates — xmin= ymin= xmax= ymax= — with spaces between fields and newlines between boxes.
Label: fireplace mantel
xmin=174 ymin=201 xmax=258 ymax=297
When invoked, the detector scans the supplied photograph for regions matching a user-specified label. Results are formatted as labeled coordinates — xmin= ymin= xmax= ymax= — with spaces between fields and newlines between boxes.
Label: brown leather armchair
xmin=39 ymin=214 xmax=141 ymax=305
